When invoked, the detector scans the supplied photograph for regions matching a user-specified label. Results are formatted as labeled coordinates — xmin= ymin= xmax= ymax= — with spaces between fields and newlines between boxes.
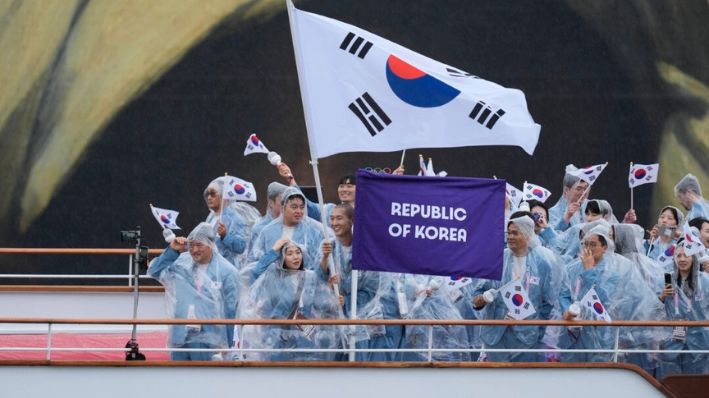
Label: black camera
xmin=120 ymin=229 xmax=142 ymax=243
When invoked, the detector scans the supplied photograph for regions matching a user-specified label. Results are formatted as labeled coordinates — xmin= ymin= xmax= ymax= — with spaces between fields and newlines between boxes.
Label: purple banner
xmin=352 ymin=169 xmax=504 ymax=280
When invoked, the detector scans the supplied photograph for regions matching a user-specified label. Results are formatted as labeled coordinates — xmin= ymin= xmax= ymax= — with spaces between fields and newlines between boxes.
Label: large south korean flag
xmin=287 ymin=1 xmax=541 ymax=159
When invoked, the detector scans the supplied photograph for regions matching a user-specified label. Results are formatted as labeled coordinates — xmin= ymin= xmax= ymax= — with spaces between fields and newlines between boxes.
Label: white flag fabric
xmin=506 ymin=183 xmax=524 ymax=208
xmin=580 ymin=286 xmax=611 ymax=322
xmin=417 ymin=155 xmax=427 ymax=176
xmin=628 ymin=163 xmax=659 ymax=188
xmin=287 ymin=1 xmax=541 ymax=158
xmin=243 ymin=133 xmax=270 ymax=156
xmin=681 ymin=223 xmax=706 ymax=257
xmin=656 ymin=243 xmax=676 ymax=268
xmin=150 ymin=205 xmax=181 ymax=230
xmin=567 ymin=163 xmax=607 ymax=185
xmin=222 ymin=176 xmax=257 ymax=202
xmin=522 ymin=182 xmax=552 ymax=203
xmin=498 ymin=280 xmax=536 ymax=320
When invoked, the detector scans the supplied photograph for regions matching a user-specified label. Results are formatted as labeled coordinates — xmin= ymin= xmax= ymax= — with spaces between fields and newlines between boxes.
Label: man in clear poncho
xmin=548 ymin=165 xmax=590 ymax=232
xmin=239 ymin=241 xmax=342 ymax=361
xmin=249 ymin=181 xmax=288 ymax=250
xmin=245 ymin=187 xmax=326 ymax=281
xmin=558 ymin=225 xmax=664 ymax=363
xmin=674 ymin=173 xmax=709 ymax=221
xmin=657 ymin=239 xmax=709 ymax=378
xmin=203 ymin=177 xmax=248 ymax=267
xmin=612 ymin=223 xmax=664 ymax=294
xmin=472 ymin=215 xmax=556 ymax=362
xmin=148 ymin=222 xmax=239 ymax=361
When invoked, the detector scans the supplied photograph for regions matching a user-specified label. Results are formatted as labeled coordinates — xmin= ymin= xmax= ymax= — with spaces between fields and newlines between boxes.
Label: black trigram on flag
xmin=340 ymin=32 xmax=373 ymax=59
xmin=349 ymin=92 xmax=391 ymax=136
xmin=446 ymin=67 xmax=477 ymax=78
xmin=469 ymin=101 xmax=506 ymax=129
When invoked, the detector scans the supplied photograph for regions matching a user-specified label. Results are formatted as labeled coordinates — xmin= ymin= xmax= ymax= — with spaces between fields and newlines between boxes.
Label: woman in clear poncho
xmin=558 ymin=225 xmax=664 ymax=363
xmin=612 ymin=223 xmax=664 ymax=294
xmin=399 ymin=273 xmax=470 ymax=362
xmin=147 ymin=222 xmax=239 ymax=361
xmin=240 ymin=240 xmax=343 ymax=361
xmin=657 ymin=240 xmax=709 ymax=378
xmin=645 ymin=206 xmax=684 ymax=263
xmin=472 ymin=215 xmax=556 ymax=362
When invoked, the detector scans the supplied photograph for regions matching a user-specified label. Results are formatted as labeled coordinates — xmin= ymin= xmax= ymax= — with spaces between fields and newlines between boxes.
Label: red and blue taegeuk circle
xmin=385 ymin=55 xmax=460 ymax=108
xmin=634 ymin=168 xmax=646 ymax=179
xmin=233 ymin=184 xmax=246 ymax=194
xmin=512 ymin=294 xmax=524 ymax=306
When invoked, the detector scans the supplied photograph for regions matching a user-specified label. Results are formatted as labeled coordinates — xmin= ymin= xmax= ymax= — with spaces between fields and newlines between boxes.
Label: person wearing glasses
xmin=203 ymin=177 xmax=248 ymax=268
xmin=558 ymin=225 xmax=663 ymax=363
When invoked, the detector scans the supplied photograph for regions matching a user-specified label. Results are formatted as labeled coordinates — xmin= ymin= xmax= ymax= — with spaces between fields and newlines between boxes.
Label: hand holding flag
xmin=243 ymin=133 xmax=270 ymax=156
xmin=150 ymin=204 xmax=181 ymax=230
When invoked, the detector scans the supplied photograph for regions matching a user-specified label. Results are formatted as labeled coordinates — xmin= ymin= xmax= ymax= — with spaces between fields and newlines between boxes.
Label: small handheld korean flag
xmin=150 ymin=205 xmax=180 ymax=230
xmin=681 ymin=223 xmax=706 ymax=257
xmin=244 ymin=133 xmax=270 ymax=156
xmin=568 ymin=163 xmax=607 ymax=186
xmin=506 ymin=183 xmax=524 ymax=208
xmin=222 ymin=176 xmax=257 ymax=202
xmin=656 ymin=244 xmax=676 ymax=268
xmin=444 ymin=276 xmax=474 ymax=302
xmin=522 ymin=182 xmax=552 ymax=203
xmin=499 ymin=280 xmax=536 ymax=320
xmin=580 ymin=286 xmax=611 ymax=322
xmin=628 ymin=163 xmax=659 ymax=188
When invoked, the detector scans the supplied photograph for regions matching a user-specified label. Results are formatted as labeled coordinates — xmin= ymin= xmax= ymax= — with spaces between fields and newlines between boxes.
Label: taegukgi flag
xmin=498 ymin=280 xmax=536 ymax=320
xmin=522 ymin=182 xmax=552 ymax=203
xmin=287 ymin=1 xmax=541 ymax=159
xmin=352 ymin=169 xmax=504 ymax=280
xmin=580 ymin=286 xmax=611 ymax=322
xmin=681 ymin=223 xmax=706 ymax=257
xmin=244 ymin=133 xmax=270 ymax=156
xmin=506 ymin=183 xmax=524 ymax=208
xmin=221 ymin=176 xmax=257 ymax=202
xmin=150 ymin=205 xmax=181 ymax=230
xmin=567 ymin=163 xmax=607 ymax=186
xmin=628 ymin=163 xmax=659 ymax=188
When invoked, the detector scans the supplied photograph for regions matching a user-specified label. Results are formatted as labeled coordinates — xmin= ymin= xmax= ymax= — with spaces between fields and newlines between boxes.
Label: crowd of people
xmin=146 ymin=162 xmax=709 ymax=379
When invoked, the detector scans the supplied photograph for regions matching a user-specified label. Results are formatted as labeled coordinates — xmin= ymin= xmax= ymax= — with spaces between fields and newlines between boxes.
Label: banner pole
xmin=399 ymin=150 xmax=406 ymax=168
xmin=629 ymin=162 xmax=634 ymax=210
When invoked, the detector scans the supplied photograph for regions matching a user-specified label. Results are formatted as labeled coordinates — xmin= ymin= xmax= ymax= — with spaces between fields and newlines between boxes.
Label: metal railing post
xmin=427 ymin=325 xmax=434 ymax=362
xmin=127 ymin=254 xmax=134 ymax=287
xmin=613 ymin=327 xmax=620 ymax=363
xmin=46 ymin=323 xmax=53 ymax=361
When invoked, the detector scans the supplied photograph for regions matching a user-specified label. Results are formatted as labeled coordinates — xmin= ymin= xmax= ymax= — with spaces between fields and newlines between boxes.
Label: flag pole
xmin=629 ymin=162 xmax=634 ymax=210
xmin=287 ymin=0 xmax=352 ymax=359
xmin=399 ymin=149 xmax=406 ymax=168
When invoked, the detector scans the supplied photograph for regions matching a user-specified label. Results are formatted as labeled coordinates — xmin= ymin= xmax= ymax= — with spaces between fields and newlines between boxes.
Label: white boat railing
xmin=2 ymin=318 xmax=709 ymax=362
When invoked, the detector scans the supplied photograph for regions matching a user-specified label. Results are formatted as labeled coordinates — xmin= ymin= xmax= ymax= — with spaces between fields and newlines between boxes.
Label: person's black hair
xmin=338 ymin=174 xmax=356 ymax=185
xmin=660 ymin=205 xmax=680 ymax=224
xmin=333 ymin=203 xmax=354 ymax=220
xmin=584 ymin=200 xmax=601 ymax=215
xmin=527 ymin=199 xmax=548 ymax=218
xmin=688 ymin=217 xmax=709 ymax=231
xmin=675 ymin=239 xmax=695 ymax=291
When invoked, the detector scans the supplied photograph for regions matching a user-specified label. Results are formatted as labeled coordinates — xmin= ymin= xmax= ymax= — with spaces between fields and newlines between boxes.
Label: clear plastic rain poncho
xmin=204 ymin=177 xmax=248 ymax=267
xmin=473 ymin=216 xmax=558 ymax=362
xmin=399 ymin=274 xmax=470 ymax=362
xmin=646 ymin=206 xmax=685 ymax=262
xmin=245 ymin=187 xmax=327 ymax=278
xmin=552 ymin=219 xmax=611 ymax=262
xmin=613 ymin=223 xmax=665 ymax=294
xmin=657 ymin=240 xmax=709 ymax=378
xmin=239 ymin=242 xmax=343 ymax=361
xmin=675 ymin=173 xmax=709 ymax=221
xmin=147 ymin=223 xmax=239 ymax=357
xmin=548 ymin=164 xmax=585 ymax=231
xmin=558 ymin=226 xmax=665 ymax=363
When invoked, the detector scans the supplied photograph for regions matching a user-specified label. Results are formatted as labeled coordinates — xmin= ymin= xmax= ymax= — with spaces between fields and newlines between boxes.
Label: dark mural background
xmin=0 ymin=0 xmax=707 ymax=281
